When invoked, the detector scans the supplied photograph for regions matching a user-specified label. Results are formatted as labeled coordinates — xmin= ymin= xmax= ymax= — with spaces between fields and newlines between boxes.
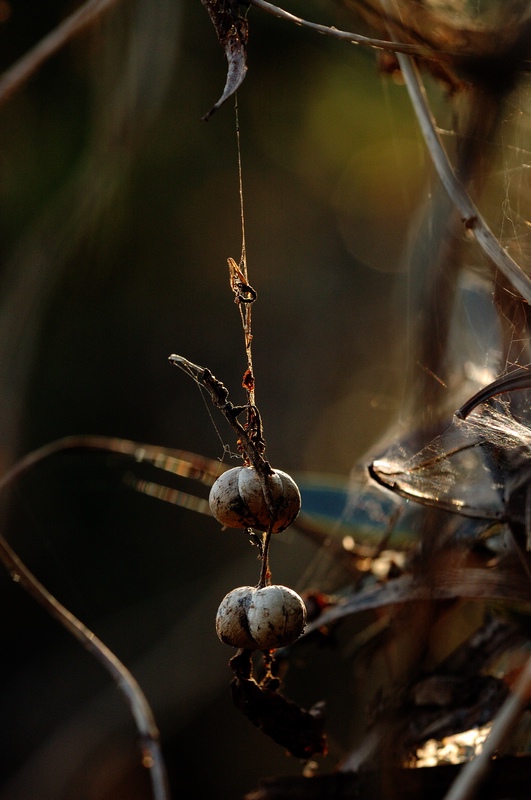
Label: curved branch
xmin=0 ymin=436 xmax=171 ymax=800
xmin=0 ymin=0 xmax=123 ymax=107
xmin=247 ymin=0 xmax=437 ymax=59
xmin=395 ymin=53 xmax=531 ymax=305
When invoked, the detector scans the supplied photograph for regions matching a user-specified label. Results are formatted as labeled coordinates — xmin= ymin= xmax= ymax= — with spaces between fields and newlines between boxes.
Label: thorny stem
xmin=393 ymin=53 xmax=531 ymax=306
xmin=0 ymin=0 xmax=123 ymax=107
xmin=0 ymin=435 xmax=171 ymax=800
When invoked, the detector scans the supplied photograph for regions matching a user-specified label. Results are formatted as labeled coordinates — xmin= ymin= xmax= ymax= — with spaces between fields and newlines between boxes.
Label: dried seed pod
xmin=215 ymin=584 xmax=306 ymax=650
xmin=209 ymin=466 xmax=301 ymax=533
xmin=247 ymin=585 xmax=306 ymax=649
xmin=215 ymin=586 xmax=257 ymax=649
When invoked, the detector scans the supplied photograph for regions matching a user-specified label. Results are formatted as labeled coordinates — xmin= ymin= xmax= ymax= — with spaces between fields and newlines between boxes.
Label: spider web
xmin=6 ymin=3 xmax=531 ymax=791
xmin=288 ymin=39 xmax=531 ymax=772
xmin=295 ymin=40 xmax=531 ymax=596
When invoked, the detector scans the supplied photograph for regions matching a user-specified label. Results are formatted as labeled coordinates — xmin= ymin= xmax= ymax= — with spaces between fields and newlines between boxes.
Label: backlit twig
xmin=0 ymin=0 xmax=123 ymax=106
xmin=247 ymin=0 xmax=440 ymax=60
xmin=395 ymin=53 xmax=531 ymax=305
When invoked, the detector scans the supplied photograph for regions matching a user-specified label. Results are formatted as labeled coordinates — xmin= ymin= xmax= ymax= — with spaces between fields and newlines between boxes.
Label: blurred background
xmin=0 ymin=0 xmax=468 ymax=797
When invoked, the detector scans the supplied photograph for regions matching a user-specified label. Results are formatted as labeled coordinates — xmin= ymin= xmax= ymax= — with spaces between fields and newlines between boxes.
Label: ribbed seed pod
xmin=209 ymin=466 xmax=301 ymax=533
xmin=215 ymin=584 xmax=306 ymax=650
xmin=215 ymin=586 xmax=257 ymax=649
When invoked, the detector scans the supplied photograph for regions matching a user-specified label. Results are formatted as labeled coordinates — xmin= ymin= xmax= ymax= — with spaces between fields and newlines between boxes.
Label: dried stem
xmin=442 ymin=652 xmax=531 ymax=800
xmin=169 ymin=354 xmax=281 ymax=581
xmin=0 ymin=435 xmax=171 ymax=800
xmin=0 ymin=0 xmax=124 ymax=107
xmin=393 ymin=53 xmax=531 ymax=305
xmin=228 ymin=256 xmax=257 ymax=405
xmin=247 ymin=0 xmax=442 ymax=60
xmin=0 ymin=537 xmax=170 ymax=799
xmin=233 ymin=99 xmax=257 ymax=408
xmin=169 ymin=354 xmax=271 ymax=475
xmin=257 ymin=528 xmax=273 ymax=588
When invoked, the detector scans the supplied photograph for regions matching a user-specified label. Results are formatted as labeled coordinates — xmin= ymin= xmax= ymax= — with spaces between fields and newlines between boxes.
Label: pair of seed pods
xmin=209 ymin=465 xmax=307 ymax=650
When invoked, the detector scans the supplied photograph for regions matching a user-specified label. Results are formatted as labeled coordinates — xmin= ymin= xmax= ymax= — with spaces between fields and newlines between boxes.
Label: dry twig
xmin=394 ymin=52 xmax=531 ymax=305
xmin=248 ymin=0 xmax=447 ymax=60
xmin=169 ymin=354 xmax=281 ymax=586
xmin=0 ymin=436 xmax=174 ymax=800
xmin=0 ymin=0 xmax=123 ymax=106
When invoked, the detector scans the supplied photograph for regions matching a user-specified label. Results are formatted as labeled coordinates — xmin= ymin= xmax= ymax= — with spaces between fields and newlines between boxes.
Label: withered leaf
xmin=248 ymin=756 xmax=531 ymax=800
xmin=201 ymin=0 xmax=249 ymax=120
xmin=404 ymin=674 xmax=509 ymax=746
xmin=229 ymin=649 xmax=327 ymax=759
xmin=230 ymin=675 xmax=327 ymax=759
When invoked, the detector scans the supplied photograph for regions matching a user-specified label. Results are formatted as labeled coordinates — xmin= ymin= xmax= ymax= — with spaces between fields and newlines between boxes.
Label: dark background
xmin=0 ymin=1 xmax=431 ymax=797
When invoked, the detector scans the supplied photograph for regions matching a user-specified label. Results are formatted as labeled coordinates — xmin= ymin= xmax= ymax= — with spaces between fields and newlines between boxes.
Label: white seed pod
xmin=215 ymin=586 xmax=256 ymax=649
xmin=215 ymin=584 xmax=306 ymax=650
xmin=247 ymin=585 xmax=306 ymax=650
xmin=208 ymin=466 xmax=301 ymax=533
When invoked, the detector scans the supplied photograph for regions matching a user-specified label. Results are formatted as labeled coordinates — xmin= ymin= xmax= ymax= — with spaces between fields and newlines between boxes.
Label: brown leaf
xmin=230 ymin=675 xmax=328 ymax=759
xmin=201 ymin=0 xmax=248 ymax=120
xmin=229 ymin=650 xmax=327 ymax=759
xmin=303 ymin=566 xmax=531 ymax=636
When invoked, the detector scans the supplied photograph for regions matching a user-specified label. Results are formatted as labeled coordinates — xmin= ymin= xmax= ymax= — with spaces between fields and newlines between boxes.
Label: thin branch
xmin=394 ymin=53 xmax=531 ymax=305
xmin=257 ymin=527 xmax=273 ymax=587
xmin=0 ymin=0 xmax=123 ymax=107
xmin=248 ymin=0 xmax=531 ymax=71
xmin=0 ymin=436 xmax=171 ymax=800
xmin=0 ymin=537 xmax=170 ymax=799
xmin=248 ymin=0 xmax=531 ymax=320
xmin=442 ymin=652 xmax=531 ymax=800
xmin=247 ymin=0 xmax=436 ymax=59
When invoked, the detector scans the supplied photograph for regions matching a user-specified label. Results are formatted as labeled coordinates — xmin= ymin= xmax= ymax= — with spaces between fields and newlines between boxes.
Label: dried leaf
xmin=229 ymin=650 xmax=327 ymax=759
xmin=303 ymin=566 xmax=531 ymax=636
xmin=405 ymin=674 xmax=509 ymax=745
xmin=246 ymin=756 xmax=531 ymax=800
xmin=201 ymin=0 xmax=248 ymax=120
xmin=230 ymin=676 xmax=327 ymax=759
